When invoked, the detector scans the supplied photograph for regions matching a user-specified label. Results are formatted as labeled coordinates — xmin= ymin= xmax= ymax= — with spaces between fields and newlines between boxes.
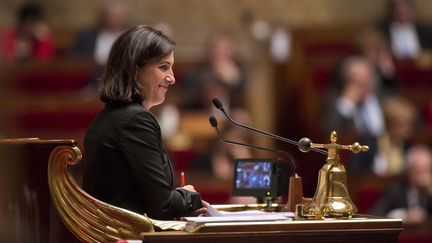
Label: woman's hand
xmin=180 ymin=185 xmax=196 ymax=192
xmin=180 ymin=201 xmax=209 ymax=217
xmin=189 ymin=207 xmax=208 ymax=216
xmin=201 ymin=200 xmax=210 ymax=208
xmin=178 ymin=186 xmax=210 ymax=216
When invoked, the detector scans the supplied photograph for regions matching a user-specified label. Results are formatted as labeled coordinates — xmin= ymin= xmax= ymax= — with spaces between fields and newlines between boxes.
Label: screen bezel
xmin=232 ymin=158 xmax=278 ymax=197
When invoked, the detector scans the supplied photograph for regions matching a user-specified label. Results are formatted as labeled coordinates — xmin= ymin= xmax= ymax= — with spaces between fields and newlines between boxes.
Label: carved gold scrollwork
xmin=48 ymin=145 xmax=154 ymax=242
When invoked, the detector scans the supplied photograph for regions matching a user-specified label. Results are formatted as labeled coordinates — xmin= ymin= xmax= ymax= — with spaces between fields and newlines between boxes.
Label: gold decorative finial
xmin=330 ymin=131 xmax=337 ymax=144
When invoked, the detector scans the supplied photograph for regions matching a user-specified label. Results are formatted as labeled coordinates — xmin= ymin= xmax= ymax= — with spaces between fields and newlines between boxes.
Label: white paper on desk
xmin=220 ymin=210 xmax=294 ymax=218
xmin=184 ymin=214 xmax=292 ymax=223
xmin=203 ymin=204 xmax=294 ymax=218
xmin=204 ymin=204 xmax=224 ymax=216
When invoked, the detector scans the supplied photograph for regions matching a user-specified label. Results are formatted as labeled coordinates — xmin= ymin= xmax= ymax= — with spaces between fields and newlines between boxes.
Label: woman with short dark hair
xmin=83 ymin=25 xmax=207 ymax=219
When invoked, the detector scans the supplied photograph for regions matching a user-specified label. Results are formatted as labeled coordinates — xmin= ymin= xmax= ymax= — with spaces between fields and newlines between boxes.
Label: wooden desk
xmin=142 ymin=217 xmax=403 ymax=243
xmin=0 ymin=139 xmax=78 ymax=243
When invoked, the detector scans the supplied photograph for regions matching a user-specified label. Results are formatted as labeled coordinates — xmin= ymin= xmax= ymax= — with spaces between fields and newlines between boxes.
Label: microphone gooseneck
xmin=209 ymin=116 xmax=298 ymax=175
xmin=211 ymin=98 xmax=327 ymax=155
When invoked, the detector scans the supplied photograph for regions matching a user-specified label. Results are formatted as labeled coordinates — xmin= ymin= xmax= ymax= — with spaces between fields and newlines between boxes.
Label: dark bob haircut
xmin=99 ymin=25 xmax=176 ymax=104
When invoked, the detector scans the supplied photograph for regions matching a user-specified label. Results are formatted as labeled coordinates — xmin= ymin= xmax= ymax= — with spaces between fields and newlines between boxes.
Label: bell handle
xmin=310 ymin=142 xmax=368 ymax=154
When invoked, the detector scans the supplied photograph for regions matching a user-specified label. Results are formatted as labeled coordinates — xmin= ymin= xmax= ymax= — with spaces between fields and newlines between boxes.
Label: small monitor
xmin=232 ymin=158 xmax=281 ymax=198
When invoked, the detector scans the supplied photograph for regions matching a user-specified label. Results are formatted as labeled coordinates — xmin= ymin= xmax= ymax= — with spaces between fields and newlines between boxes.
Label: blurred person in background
xmin=370 ymin=145 xmax=432 ymax=223
xmin=325 ymin=56 xmax=385 ymax=173
xmin=191 ymin=108 xmax=256 ymax=204
xmin=373 ymin=95 xmax=417 ymax=176
xmin=192 ymin=108 xmax=253 ymax=180
xmin=357 ymin=27 xmax=400 ymax=95
xmin=326 ymin=56 xmax=385 ymax=138
xmin=0 ymin=2 xmax=54 ymax=62
xmin=180 ymin=34 xmax=251 ymax=179
xmin=70 ymin=0 xmax=129 ymax=89
xmin=181 ymin=33 xmax=247 ymax=112
xmin=377 ymin=0 xmax=432 ymax=60
xmin=70 ymin=0 xmax=128 ymax=65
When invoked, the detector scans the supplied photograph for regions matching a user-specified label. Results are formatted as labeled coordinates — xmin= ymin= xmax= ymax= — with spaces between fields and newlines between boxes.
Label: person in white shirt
xmin=325 ymin=56 xmax=385 ymax=173
xmin=378 ymin=0 xmax=432 ymax=60
xmin=71 ymin=0 xmax=128 ymax=65
xmin=326 ymin=56 xmax=385 ymax=138
xmin=70 ymin=0 xmax=129 ymax=91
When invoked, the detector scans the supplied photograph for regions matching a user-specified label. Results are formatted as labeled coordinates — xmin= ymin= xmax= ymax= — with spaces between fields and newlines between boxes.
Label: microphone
xmin=210 ymin=115 xmax=305 ymax=211
xmin=211 ymin=98 xmax=327 ymax=155
xmin=209 ymin=116 xmax=298 ymax=175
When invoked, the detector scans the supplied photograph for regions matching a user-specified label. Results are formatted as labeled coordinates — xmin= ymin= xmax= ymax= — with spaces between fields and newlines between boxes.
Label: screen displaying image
xmin=235 ymin=161 xmax=272 ymax=189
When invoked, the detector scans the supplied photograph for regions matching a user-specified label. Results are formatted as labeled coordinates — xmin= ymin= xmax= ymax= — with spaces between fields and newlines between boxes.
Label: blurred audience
xmin=377 ymin=0 xmax=432 ymax=60
xmin=181 ymin=33 xmax=247 ymax=112
xmin=192 ymin=108 xmax=253 ymax=180
xmin=191 ymin=108 xmax=256 ymax=204
xmin=325 ymin=56 xmax=385 ymax=138
xmin=370 ymin=145 xmax=432 ymax=223
xmin=183 ymin=33 xmax=252 ymax=182
xmin=0 ymin=2 xmax=54 ymax=62
xmin=325 ymin=56 xmax=385 ymax=172
xmin=70 ymin=0 xmax=129 ymax=89
xmin=428 ymin=100 xmax=432 ymax=131
xmin=356 ymin=27 xmax=400 ymax=95
xmin=70 ymin=0 xmax=128 ymax=65
xmin=373 ymin=95 xmax=417 ymax=176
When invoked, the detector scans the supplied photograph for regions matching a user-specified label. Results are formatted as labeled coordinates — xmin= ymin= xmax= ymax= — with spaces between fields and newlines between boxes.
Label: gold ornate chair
xmin=47 ymin=143 xmax=155 ymax=242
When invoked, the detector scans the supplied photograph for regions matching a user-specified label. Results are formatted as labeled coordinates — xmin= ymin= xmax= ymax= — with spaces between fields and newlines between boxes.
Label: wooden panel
xmin=0 ymin=138 xmax=78 ymax=243
xmin=142 ymin=217 xmax=403 ymax=243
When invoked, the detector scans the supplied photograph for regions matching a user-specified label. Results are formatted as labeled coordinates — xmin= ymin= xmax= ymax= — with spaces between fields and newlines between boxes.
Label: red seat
xmin=355 ymin=186 xmax=383 ymax=214
xmin=15 ymin=110 xmax=97 ymax=131
xmin=13 ymin=70 xmax=92 ymax=92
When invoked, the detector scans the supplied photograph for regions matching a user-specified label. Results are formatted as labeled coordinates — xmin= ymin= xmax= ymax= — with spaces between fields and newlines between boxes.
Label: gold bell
xmin=302 ymin=131 xmax=368 ymax=219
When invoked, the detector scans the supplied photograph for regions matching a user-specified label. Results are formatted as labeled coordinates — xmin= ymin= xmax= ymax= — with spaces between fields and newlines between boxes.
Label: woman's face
xmin=137 ymin=51 xmax=175 ymax=109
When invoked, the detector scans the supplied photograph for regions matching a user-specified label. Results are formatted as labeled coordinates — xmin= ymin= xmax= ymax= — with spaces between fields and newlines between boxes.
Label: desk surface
xmin=142 ymin=217 xmax=403 ymax=243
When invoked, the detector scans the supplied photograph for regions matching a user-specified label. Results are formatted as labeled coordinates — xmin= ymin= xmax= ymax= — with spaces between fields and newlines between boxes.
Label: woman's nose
xmin=165 ymin=75 xmax=175 ymax=84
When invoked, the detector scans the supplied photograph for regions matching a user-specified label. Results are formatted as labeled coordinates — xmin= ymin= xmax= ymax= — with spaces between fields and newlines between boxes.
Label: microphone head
xmin=209 ymin=116 xmax=218 ymax=128
xmin=298 ymin=137 xmax=312 ymax=153
xmin=212 ymin=98 xmax=223 ymax=110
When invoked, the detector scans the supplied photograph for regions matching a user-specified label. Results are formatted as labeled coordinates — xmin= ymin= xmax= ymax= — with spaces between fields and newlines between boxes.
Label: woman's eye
xmin=159 ymin=65 xmax=169 ymax=71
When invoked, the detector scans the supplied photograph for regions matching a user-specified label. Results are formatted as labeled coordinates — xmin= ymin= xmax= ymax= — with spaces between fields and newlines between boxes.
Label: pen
xmin=181 ymin=171 xmax=185 ymax=187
